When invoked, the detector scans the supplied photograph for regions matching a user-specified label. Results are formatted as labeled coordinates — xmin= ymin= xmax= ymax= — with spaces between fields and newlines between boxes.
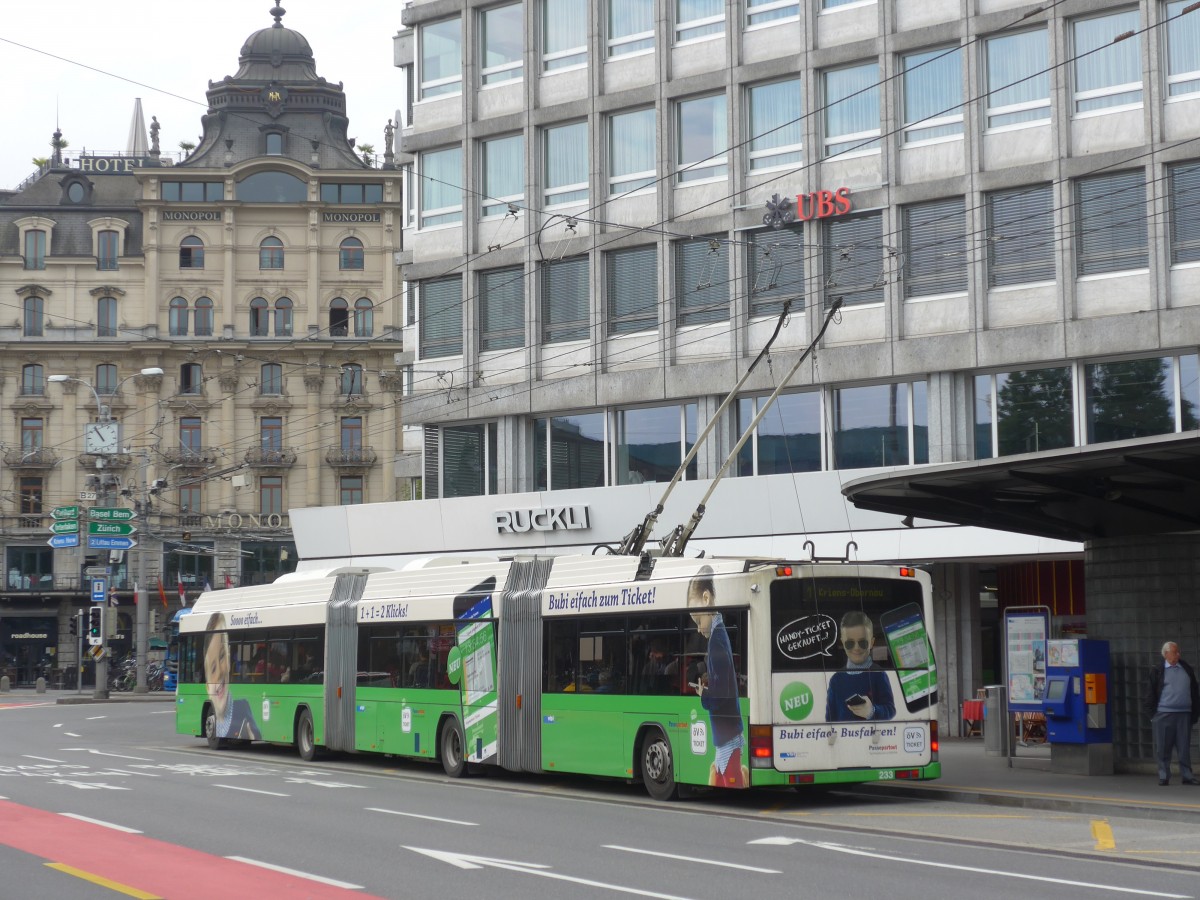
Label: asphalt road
xmin=1 ymin=697 xmax=1197 ymax=900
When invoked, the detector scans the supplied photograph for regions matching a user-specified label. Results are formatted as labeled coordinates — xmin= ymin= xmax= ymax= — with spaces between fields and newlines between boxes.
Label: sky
xmin=0 ymin=2 xmax=405 ymax=190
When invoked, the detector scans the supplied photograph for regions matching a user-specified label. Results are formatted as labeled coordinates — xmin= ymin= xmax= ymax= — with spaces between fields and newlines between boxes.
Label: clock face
xmin=84 ymin=422 xmax=120 ymax=455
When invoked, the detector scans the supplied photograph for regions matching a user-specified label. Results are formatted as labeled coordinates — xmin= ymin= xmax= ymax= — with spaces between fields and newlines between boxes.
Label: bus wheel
xmin=297 ymin=708 xmax=317 ymax=762
xmin=440 ymin=718 xmax=467 ymax=778
xmin=204 ymin=706 xmax=224 ymax=751
xmin=640 ymin=728 xmax=678 ymax=801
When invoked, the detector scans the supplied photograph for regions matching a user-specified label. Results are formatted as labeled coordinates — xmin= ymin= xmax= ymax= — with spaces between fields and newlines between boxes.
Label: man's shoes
xmin=1182 ymin=779 xmax=1200 ymax=785
xmin=1159 ymin=779 xmax=1169 ymax=785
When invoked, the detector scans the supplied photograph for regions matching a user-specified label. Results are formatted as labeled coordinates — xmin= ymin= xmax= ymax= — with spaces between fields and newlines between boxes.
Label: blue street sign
xmin=91 ymin=578 xmax=107 ymax=604
xmin=87 ymin=535 xmax=138 ymax=551
xmin=48 ymin=533 xmax=81 ymax=549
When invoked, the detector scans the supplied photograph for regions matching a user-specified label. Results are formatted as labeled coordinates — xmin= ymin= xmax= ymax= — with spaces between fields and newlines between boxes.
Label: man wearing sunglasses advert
xmin=826 ymin=611 xmax=896 ymax=722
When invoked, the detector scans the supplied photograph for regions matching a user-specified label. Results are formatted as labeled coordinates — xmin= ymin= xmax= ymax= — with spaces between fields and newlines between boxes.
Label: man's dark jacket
xmin=1146 ymin=657 xmax=1200 ymax=726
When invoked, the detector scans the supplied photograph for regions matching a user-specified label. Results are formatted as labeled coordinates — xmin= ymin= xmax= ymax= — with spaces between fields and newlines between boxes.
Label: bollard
xmin=0 ymin=675 xmax=9 ymax=693
xmin=36 ymin=676 xmax=46 ymax=694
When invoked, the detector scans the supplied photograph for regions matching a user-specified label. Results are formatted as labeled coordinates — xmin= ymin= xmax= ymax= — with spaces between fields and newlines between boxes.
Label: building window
xmin=974 ymin=368 xmax=1074 ymax=458
xmin=340 ymin=416 xmax=363 ymax=450
xmin=824 ymin=62 xmax=880 ymax=156
xmin=320 ymin=183 xmax=382 ymax=204
xmin=352 ymin=298 xmax=373 ymax=337
xmin=987 ymin=184 xmax=1055 ymax=287
xmin=180 ymin=416 xmax=202 ymax=453
xmin=265 ymin=133 xmax=284 ymax=156
xmin=544 ymin=121 xmax=588 ymax=206
xmin=194 ymin=297 xmax=214 ymax=336
xmin=275 ymin=297 xmax=293 ymax=336
xmin=18 ymin=477 xmax=44 ymax=520
xmin=420 ymin=276 xmax=463 ymax=358
xmin=676 ymin=0 xmax=723 ymax=42
xmin=747 ymin=0 xmax=798 ymax=27
xmin=902 ymin=47 xmax=963 ymax=143
xmin=21 ymin=418 xmax=43 ymax=451
xmin=24 ymin=230 xmax=46 ymax=269
xmin=97 ymin=230 xmax=119 ymax=270
xmin=904 ymin=197 xmax=967 ymax=297
xmin=748 ymin=224 xmax=803 ymax=317
xmin=748 ymin=79 xmax=803 ymax=170
xmin=479 ymin=266 xmax=525 ymax=351
xmin=1086 ymin=355 xmax=1200 ymax=444
xmin=544 ymin=0 xmax=586 ymax=70
xmin=250 ymin=298 xmax=270 ymax=336
xmin=736 ymin=391 xmax=821 ymax=476
xmin=339 ymin=237 xmax=364 ymax=270
xmin=607 ymin=245 xmax=658 ymax=334
xmin=330 ymin=298 xmax=349 ymax=337
xmin=259 ymin=237 xmax=284 ymax=269
xmin=261 ymin=416 xmax=283 ymax=451
xmin=261 ymin=364 xmax=283 ymax=395
xmin=676 ymin=94 xmax=727 ymax=183
xmin=1076 ymin=170 xmax=1148 ymax=276
xmin=180 ymin=363 xmax=202 ymax=395
xmin=482 ymin=134 xmax=524 ymax=217
xmin=609 ymin=108 xmax=656 ymax=195
xmin=420 ymin=17 xmax=462 ymax=98
xmin=1170 ymin=161 xmax=1200 ymax=264
xmin=675 ymin=235 xmax=729 ymax=326
xmin=824 ymin=212 xmax=884 ymax=306
xmin=341 ymin=364 xmax=364 ymax=397
xmin=420 ymin=147 xmax=463 ymax=227
xmin=609 ymin=0 xmax=654 ymax=57
xmin=340 ymin=476 xmax=365 ymax=505
xmin=97 ymin=296 xmax=117 ymax=337
xmin=984 ymin=29 xmax=1050 ymax=128
xmin=236 ymin=171 xmax=307 ymax=203
xmin=832 ymin=381 xmax=928 ymax=469
xmin=533 ymin=412 xmax=606 ymax=489
xmin=178 ymin=484 xmax=202 ymax=519
xmin=95 ymin=364 xmax=117 ymax=395
xmin=23 ymin=296 xmax=43 ymax=336
xmin=179 ymin=236 xmax=204 ymax=269
xmin=481 ymin=3 xmax=523 ymax=85
xmin=1073 ymin=10 xmax=1142 ymax=113
xmin=614 ymin=403 xmax=697 ymax=484
xmin=258 ymin=476 xmax=283 ymax=516
xmin=1167 ymin=0 xmax=1200 ymax=96
xmin=542 ymin=256 xmax=589 ymax=343
xmin=169 ymin=297 xmax=189 ymax=336
xmin=20 ymin=364 xmax=43 ymax=396
xmin=441 ymin=423 xmax=498 ymax=497
xmin=163 ymin=182 xmax=222 ymax=202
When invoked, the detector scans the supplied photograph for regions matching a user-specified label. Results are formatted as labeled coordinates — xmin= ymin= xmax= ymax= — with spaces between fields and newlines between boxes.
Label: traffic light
xmin=69 ymin=616 xmax=77 ymax=636
xmin=87 ymin=606 xmax=104 ymax=646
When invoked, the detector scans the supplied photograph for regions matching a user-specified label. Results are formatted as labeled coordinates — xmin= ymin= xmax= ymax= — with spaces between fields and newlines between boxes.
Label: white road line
xmin=23 ymin=755 xmax=66 ymax=763
xmin=215 ymin=784 xmax=290 ymax=797
xmin=59 ymin=813 xmax=142 ymax=834
xmin=64 ymin=732 xmax=81 ymax=737
xmin=603 ymin=845 xmax=780 ymax=874
xmin=225 ymin=856 xmax=363 ymax=889
xmin=149 ymin=710 xmax=175 ymax=715
xmin=86 ymin=715 xmax=106 ymax=720
xmin=54 ymin=723 xmax=62 ymax=728
xmin=62 ymin=749 xmax=154 ymax=761
xmin=366 ymin=807 xmax=478 ymax=826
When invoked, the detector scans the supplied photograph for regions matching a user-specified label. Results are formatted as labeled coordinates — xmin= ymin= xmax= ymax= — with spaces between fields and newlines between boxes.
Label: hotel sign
xmin=323 ymin=211 xmax=381 ymax=223
xmin=162 ymin=210 xmax=222 ymax=221
xmin=76 ymin=156 xmax=160 ymax=174
xmin=494 ymin=505 xmax=590 ymax=535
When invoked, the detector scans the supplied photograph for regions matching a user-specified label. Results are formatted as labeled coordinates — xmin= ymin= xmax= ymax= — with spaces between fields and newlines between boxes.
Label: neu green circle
xmin=780 ymin=681 xmax=814 ymax=721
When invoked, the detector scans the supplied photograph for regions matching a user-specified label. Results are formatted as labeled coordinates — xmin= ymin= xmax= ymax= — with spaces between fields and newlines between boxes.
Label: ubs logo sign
xmin=494 ymin=505 xmax=590 ymax=534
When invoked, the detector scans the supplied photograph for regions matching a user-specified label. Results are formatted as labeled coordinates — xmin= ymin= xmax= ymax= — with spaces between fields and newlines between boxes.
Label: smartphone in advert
xmin=880 ymin=602 xmax=938 ymax=712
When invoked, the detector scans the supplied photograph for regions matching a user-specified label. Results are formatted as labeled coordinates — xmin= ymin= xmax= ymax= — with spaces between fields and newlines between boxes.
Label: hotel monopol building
xmin=379 ymin=0 xmax=1200 ymax=750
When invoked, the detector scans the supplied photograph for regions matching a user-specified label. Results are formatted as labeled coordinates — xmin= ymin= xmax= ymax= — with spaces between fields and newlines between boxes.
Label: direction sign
xmin=52 ymin=505 xmax=80 ymax=520
xmin=87 ymin=535 xmax=137 ymax=551
xmin=48 ymin=533 xmax=81 ymax=549
xmin=88 ymin=507 xmax=136 ymax=522
xmin=50 ymin=520 xmax=80 ymax=535
xmin=87 ymin=521 xmax=137 ymax=536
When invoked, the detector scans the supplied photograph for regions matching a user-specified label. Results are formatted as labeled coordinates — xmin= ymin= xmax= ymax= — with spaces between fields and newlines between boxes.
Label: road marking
xmin=87 ymin=715 xmax=106 ymax=720
xmin=54 ymin=723 xmax=62 ymax=728
xmin=1092 ymin=819 xmax=1116 ymax=851
xmin=225 ymin=856 xmax=364 ymax=889
xmin=23 ymin=755 xmax=66 ymax=763
xmin=215 ymin=784 xmax=290 ymax=797
xmin=45 ymin=862 xmax=161 ymax=899
xmin=366 ymin=807 xmax=477 ymax=825
xmin=59 ymin=813 xmax=142 ymax=834
xmin=64 ymin=732 xmax=81 ymax=737
xmin=62 ymin=749 xmax=154 ymax=761
xmin=405 ymin=846 xmax=697 ymax=899
xmin=149 ymin=710 xmax=175 ymax=715
xmin=52 ymin=780 xmax=130 ymax=791
xmin=748 ymin=837 xmax=1189 ymax=898
xmin=603 ymin=844 xmax=780 ymax=874
xmin=283 ymin=777 xmax=367 ymax=788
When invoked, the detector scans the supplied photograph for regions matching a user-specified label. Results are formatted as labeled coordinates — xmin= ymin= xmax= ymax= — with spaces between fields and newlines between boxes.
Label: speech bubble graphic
xmin=776 ymin=614 xmax=837 ymax=660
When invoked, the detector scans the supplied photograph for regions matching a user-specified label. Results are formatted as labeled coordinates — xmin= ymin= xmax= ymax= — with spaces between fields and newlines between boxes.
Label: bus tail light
xmin=895 ymin=769 xmax=921 ymax=779
xmin=930 ymin=719 xmax=938 ymax=760
xmin=898 ymin=567 xmax=916 ymax=577
xmin=775 ymin=566 xmax=793 ymax=577
xmin=749 ymin=725 xmax=773 ymax=768
xmin=789 ymin=773 xmax=815 ymax=785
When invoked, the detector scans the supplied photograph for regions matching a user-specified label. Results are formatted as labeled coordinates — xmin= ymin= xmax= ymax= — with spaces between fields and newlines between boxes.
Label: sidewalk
xmin=0 ymin=686 xmax=174 ymax=705
xmin=853 ymin=737 xmax=1200 ymax=822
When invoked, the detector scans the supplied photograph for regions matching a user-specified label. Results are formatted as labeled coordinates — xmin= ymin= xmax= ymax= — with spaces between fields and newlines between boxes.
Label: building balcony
xmin=162 ymin=447 xmax=220 ymax=467
xmin=79 ymin=452 xmax=132 ymax=470
xmin=3 ymin=447 xmax=60 ymax=469
xmin=324 ymin=446 xmax=377 ymax=468
xmin=244 ymin=447 xmax=298 ymax=469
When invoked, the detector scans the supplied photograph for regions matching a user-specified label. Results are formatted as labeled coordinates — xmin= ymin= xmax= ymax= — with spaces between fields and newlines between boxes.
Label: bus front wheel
xmin=640 ymin=728 xmax=678 ymax=801
xmin=440 ymin=718 xmax=467 ymax=778
xmin=297 ymin=708 xmax=317 ymax=762
xmin=204 ymin=706 xmax=224 ymax=751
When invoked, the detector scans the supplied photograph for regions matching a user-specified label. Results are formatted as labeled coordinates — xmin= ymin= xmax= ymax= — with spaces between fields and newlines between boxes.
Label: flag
xmin=224 ymin=573 xmax=233 ymax=590
xmin=132 ymin=581 xmax=139 ymax=605
xmin=108 ymin=586 xmax=119 ymax=608
xmin=178 ymin=579 xmax=187 ymax=608
xmin=157 ymin=577 xmax=168 ymax=609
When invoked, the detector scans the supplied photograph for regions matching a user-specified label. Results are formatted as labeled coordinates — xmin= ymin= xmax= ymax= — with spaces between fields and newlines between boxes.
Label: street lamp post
xmin=49 ymin=367 xmax=164 ymax=698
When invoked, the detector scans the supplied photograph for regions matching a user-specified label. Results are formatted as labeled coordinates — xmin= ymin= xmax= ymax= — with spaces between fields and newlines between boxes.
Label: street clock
xmin=84 ymin=421 xmax=121 ymax=455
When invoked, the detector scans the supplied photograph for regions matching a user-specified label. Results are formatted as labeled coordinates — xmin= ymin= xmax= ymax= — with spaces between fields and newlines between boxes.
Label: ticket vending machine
xmin=1043 ymin=638 xmax=1113 ymax=775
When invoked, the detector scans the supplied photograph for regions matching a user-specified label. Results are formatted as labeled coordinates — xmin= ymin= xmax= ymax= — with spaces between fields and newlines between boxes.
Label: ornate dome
xmin=234 ymin=5 xmax=318 ymax=80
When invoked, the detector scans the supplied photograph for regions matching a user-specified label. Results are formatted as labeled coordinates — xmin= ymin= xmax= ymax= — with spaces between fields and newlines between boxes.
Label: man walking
xmin=1146 ymin=641 xmax=1200 ymax=786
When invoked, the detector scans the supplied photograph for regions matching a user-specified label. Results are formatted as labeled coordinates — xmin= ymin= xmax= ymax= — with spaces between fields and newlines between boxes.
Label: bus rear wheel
xmin=440 ymin=717 xmax=467 ymax=778
xmin=297 ymin=708 xmax=317 ymax=762
xmin=640 ymin=728 xmax=678 ymax=801
xmin=204 ymin=706 xmax=224 ymax=751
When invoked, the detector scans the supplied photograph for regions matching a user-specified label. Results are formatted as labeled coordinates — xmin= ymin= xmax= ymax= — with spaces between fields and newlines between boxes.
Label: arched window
xmin=265 ymin=133 xmax=284 ymax=156
xmin=20 ymin=364 xmax=43 ymax=396
xmin=330 ymin=298 xmax=349 ymax=336
xmin=339 ymin=237 xmax=364 ymax=270
xmin=179 ymin=236 xmax=204 ymax=269
xmin=250 ymin=297 xmax=270 ymax=336
xmin=169 ymin=297 xmax=189 ymax=336
xmin=353 ymin=298 xmax=374 ymax=337
xmin=97 ymin=296 xmax=117 ymax=337
xmin=23 ymin=296 xmax=43 ymax=336
xmin=95 ymin=364 xmax=118 ymax=395
xmin=98 ymin=230 xmax=119 ymax=270
xmin=180 ymin=363 xmax=202 ymax=395
xmin=341 ymin=363 xmax=364 ymax=396
xmin=24 ymin=230 xmax=46 ymax=270
xmin=259 ymin=236 xmax=284 ymax=270
xmin=194 ymin=297 xmax=214 ymax=336
xmin=261 ymin=363 xmax=283 ymax=395
xmin=274 ymin=297 xmax=293 ymax=337
xmin=236 ymin=171 xmax=306 ymax=202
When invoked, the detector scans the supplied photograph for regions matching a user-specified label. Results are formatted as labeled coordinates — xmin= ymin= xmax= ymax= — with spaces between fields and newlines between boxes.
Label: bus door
xmin=446 ymin=580 xmax=499 ymax=766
